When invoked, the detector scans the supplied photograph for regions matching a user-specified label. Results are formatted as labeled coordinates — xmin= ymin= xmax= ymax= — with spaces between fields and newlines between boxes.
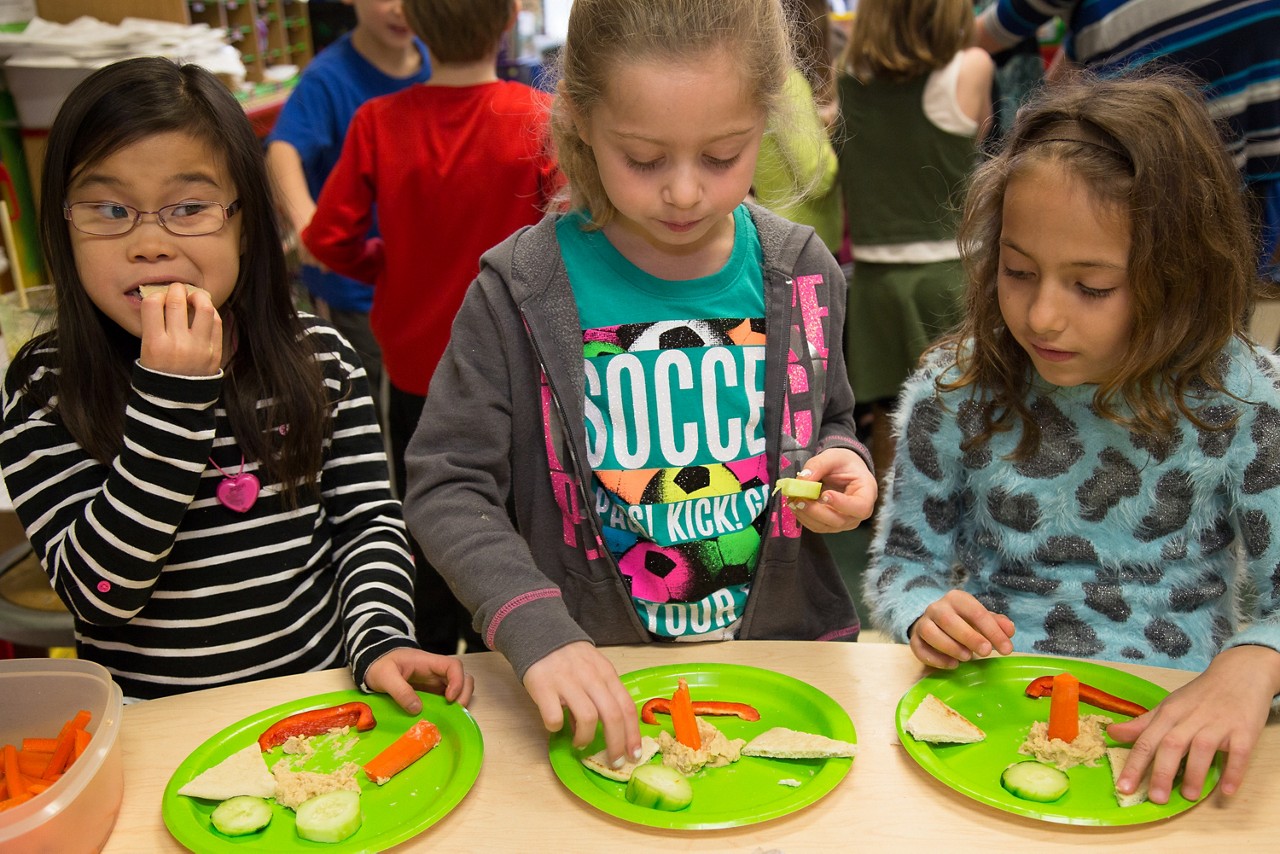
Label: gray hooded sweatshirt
xmin=404 ymin=205 xmax=870 ymax=679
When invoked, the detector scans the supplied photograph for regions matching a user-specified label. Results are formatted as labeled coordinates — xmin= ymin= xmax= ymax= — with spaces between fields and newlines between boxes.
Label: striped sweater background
xmin=0 ymin=317 xmax=418 ymax=701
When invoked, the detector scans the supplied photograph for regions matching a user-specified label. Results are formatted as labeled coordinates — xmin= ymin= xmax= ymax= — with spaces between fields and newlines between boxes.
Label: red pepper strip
xmin=1025 ymin=676 xmax=1149 ymax=718
xmin=258 ymin=702 xmax=377 ymax=751
xmin=639 ymin=698 xmax=762 ymax=726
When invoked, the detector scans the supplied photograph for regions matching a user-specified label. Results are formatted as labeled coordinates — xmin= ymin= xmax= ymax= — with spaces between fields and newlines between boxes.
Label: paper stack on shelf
xmin=0 ymin=16 xmax=245 ymax=129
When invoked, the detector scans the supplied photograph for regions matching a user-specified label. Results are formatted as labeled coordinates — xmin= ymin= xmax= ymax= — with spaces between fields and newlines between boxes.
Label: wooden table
xmin=103 ymin=641 xmax=1278 ymax=852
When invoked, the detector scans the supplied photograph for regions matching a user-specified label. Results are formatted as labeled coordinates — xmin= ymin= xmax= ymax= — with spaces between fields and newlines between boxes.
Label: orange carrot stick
xmin=362 ymin=720 xmax=441 ymax=785
xmin=670 ymin=678 xmax=701 ymax=750
xmin=1047 ymin=672 xmax=1080 ymax=743
xmin=43 ymin=724 xmax=78 ymax=780
xmin=0 ymin=791 xmax=33 ymax=812
xmin=72 ymin=729 xmax=91 ymax=760
xmin=21 ymin=738 xmax=57 ymax=754
xmin=4 ymin=745 xmax=24 ymax=799
xmin=16 ymin=751 xmax=51 ymax=778
xmin=24 ymin=781 xmax=50 ymax=795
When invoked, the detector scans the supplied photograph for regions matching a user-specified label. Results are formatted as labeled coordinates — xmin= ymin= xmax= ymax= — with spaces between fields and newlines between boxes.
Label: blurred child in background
xmin=835 ymin=0 xmax=993 ymax=480
xmin=303 ymin=0 xmax=561 ymax=654
xmin=267 ymin=0 xmax=432 ymax=427
xmin=752 ymin=0 xmax=842 ymax=255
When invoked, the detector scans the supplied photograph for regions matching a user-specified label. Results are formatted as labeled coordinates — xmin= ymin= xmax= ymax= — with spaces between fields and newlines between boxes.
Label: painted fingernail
xmin=792 ymin=501 xmax=806 ymax=511
xmin=800 ymin=469 xmax=812 ymax=479
xmin=632 ymin=747 xmax=643 ymax=761
xmin=611 ymin=755 xmax=627 ymax=769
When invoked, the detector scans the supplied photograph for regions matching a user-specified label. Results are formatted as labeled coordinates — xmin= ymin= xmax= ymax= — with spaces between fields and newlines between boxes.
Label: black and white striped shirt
xmin=0 ymin=318 xmax=418 ymax=701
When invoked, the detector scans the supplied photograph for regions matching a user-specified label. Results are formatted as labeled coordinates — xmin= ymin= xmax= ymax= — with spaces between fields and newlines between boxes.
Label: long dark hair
xmin=19 ymin=57 xmax=329 ymax=502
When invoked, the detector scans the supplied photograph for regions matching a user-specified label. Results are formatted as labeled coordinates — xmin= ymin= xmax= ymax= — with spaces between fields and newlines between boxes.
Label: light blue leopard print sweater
xmin=865 ymin=337 xmax=1280 ymax=671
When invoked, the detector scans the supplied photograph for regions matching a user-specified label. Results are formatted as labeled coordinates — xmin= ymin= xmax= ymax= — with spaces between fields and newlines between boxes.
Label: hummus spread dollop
xmin=1018 ymin=714 xmax=1111 ymax=770
xmin=658 ymin=717 xmax=745 ymax=775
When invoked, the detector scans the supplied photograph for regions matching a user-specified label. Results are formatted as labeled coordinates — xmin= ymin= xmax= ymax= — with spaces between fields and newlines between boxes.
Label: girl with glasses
xmin=0 ymin=57 xmax=473 ymax=712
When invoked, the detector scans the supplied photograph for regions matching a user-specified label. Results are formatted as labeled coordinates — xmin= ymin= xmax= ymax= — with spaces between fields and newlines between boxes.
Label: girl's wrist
xmin=1217 ymin=643 xmax=1280 ymax=697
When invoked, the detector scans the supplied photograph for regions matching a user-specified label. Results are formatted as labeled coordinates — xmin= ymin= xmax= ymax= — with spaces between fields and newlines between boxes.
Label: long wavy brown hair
xmin=939 ymin=70 xmax=1259 ymax=459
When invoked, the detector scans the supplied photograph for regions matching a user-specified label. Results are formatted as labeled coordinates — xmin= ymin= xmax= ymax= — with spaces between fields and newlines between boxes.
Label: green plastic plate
xmin=548 ymin=663 xmax=856 ymax=829
xmin=896 ymin=655 xmax=1219 ymax=825
xmin=162 ymin=690 xmax=482 ymax=852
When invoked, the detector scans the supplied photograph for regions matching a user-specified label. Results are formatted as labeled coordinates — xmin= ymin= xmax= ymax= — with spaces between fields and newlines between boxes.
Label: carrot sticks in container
xmin=0 ymin=709 xmax=92 ymax=812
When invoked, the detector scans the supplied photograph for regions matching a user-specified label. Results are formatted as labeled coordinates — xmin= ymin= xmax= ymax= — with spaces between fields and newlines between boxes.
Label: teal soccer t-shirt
xmin=557 ymin=206 xmax=769 ymax=639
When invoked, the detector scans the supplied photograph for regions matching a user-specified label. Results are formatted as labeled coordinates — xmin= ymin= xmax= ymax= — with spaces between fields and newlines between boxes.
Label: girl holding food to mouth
xmin=865 ymin=72 xmax=1280 ymax=807
xmin=0 ymin=57 xmax=472 ymax=713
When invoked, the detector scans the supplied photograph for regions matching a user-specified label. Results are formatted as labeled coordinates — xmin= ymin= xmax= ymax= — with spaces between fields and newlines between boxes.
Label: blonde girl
xmin=405 ymin=0 xmax=877 ymax=767
xmin=866 ymin=71 xmax=1278 ymax=805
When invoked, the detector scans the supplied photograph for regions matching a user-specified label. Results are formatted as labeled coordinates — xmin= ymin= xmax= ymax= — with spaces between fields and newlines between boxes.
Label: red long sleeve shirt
xmin=304 ymin=81 xmax=560 ymax=394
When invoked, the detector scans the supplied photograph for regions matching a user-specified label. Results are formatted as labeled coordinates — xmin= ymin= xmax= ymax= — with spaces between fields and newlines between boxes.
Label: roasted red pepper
xmin=257 ymin=701 xmax=377 ymax=751
xmin=1025 ymin=676 xmax=1149 ymax=718
xmin=639 ymin=697 xmax=762 ymax=726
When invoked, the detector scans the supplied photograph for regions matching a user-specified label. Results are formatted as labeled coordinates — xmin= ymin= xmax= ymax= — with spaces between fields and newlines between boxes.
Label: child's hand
xmin=1107 ymin=644 xmax=1280 ymax=803
xmin=138 ymin=283 xmax=222 ymax=376
xmin=364 ymin=647 xmax=474 ymax=715
xmin=782 ymin=448 xmax=877 ymax=533
xmin=522 ymin=641 xmax=642 ymax=769
xmin=909 ymin=589 xmax=1016 ymax=669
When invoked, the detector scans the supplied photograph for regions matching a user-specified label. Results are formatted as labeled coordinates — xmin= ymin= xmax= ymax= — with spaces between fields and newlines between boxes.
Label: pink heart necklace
xmin=210 ymin=454 xmax=260 ymax=513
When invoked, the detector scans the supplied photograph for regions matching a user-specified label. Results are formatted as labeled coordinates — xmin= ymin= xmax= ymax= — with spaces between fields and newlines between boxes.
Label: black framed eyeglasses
xmin=63 ymin=199 xmax=242 ymax=237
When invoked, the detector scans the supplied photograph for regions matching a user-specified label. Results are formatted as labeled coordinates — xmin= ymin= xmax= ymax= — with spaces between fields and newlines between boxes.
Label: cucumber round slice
xmin=625 ymin=763 xmax=693 ymax=811
xmin=774 ymin=477 xmax=823 ymax=500
xmin=210 ymin=795 xmax=273 ymax=837
xmin=295 ymin=789 xmax=362 ymax=843
xmin=1000 ymin=760 xmax=1070 ymax=803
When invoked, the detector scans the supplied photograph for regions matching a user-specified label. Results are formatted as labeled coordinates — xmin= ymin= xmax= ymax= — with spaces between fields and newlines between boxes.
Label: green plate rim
xmin=548 ymin=662 xmax=855 ymax=830
xmin=895 ymin=655 xmax=1219 ymax=826
xmin=161 ymin=689 xmax=483 ymax=852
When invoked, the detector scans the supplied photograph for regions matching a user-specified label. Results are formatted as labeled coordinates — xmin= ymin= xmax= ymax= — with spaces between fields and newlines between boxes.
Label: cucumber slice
xmin=1000 ymin=760 xmax=1070 ymax=803
xmin=295 ymin=789 xmax=362 ymax=843
xmin=625 ymin=763 xmax=693 ymax=811
xmin=210 ymin=795 xmax=273 ymax=837
xmin=774 ymin=477 xmax=823 ymax=500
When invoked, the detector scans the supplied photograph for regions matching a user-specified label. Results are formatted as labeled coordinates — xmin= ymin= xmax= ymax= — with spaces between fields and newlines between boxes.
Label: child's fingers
xmin=908 ymin=626 xmax=961 ymax=670
xmin=587 ymin=678 xmax=641 ymax=767
xmin=450 ymin=671 xmax=475 ymax=707
xmin=381 ymin=675 xmax=425 ymax=716
xmin=1180 ymin=741 xmax=1223 ymax=801
xmin=525 ymin=681 xmax=568 ymax=734
xmin=1209 ymin=743 xmax=1253 ymax=798
xmin=1143 ymin=731 xmax=1192 ymax=804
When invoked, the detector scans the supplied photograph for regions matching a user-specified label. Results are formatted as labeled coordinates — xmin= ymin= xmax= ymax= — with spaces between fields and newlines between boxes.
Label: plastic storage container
xmin=0 ymin=658 xmax=125 ymax=854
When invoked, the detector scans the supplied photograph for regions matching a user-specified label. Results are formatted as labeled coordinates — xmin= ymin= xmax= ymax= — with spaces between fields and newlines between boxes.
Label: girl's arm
xmin=301 ymin=104 xmax=384 ymax=285
xmin=1109 ymin=354 xmax=1280 ymax=801
xmin=862 ymin=358 xmax=977 ymax=646
xmin=400 ymin=261 xmax=643 ymax=766
xmin=311 ymin=325 xmax=420 ymax=689
xmin=955 ymin=47 xmax=995 ymax=142
xmin=0 ymin=359 xmax=220 ymax=624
